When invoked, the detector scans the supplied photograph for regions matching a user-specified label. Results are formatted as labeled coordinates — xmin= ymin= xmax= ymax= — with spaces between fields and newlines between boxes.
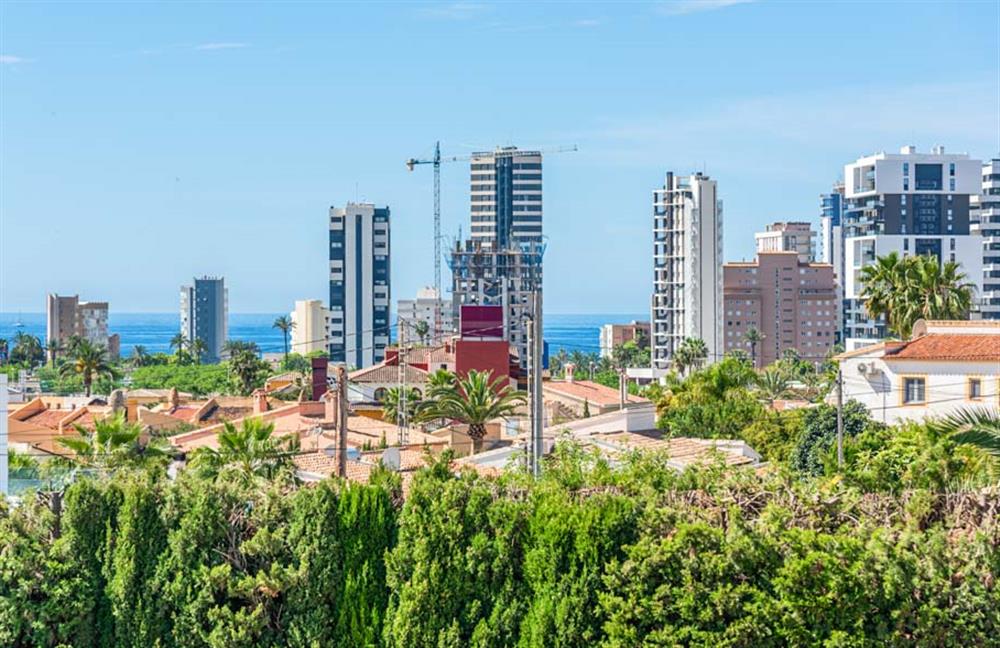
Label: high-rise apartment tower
xmin=329 ymin=202 xmax=391 ymax=368
xmin=180 ymin=277 xmax=228 ymax=363
xmin=651 ymin=172 xmax=723 ymax=370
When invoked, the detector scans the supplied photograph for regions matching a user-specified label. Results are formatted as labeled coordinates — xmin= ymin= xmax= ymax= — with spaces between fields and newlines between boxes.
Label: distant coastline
xmin=0 ymin=312 xmax=647 ymax=356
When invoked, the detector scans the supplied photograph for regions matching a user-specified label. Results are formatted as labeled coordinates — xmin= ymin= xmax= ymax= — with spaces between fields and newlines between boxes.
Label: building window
xmin=902 ymin=377 xmax=926 ymax=405
xmin=968 ymin=378 xmax=983 ymax=401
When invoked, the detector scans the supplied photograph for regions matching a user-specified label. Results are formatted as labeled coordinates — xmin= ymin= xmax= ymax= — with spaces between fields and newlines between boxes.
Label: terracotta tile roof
xmin=543 ymin=380 xmax=648 ymax=408
xmin=885 ymin=334 xmax=1000 ymax=361
xmin=21 ymin=409 xmax=72 ymax=429
xmin=165 ymin=406 xmax=201 ymax=422
xmin=585 ymin=431 xmax=758 ymax=468
xmin=350 ymin=363 xmax=429 ymax=384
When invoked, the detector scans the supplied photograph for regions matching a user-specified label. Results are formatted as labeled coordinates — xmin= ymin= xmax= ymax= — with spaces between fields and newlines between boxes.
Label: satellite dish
xmin=382 ymin=447 xmax=402 ymax=472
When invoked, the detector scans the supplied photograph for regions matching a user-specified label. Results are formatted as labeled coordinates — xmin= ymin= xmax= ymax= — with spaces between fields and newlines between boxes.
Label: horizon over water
xmin=0 ymin=312 xmax=647 ymax=357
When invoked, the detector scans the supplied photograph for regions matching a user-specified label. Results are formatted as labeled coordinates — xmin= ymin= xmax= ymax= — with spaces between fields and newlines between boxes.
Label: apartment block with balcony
xmin=842 ymin=146 xmax=983 ymax=349
xmin=723 ymin=252 xmax=838 ymax=367
xmin=651 ymin=172 xmax=723 ymax=370
xmin=754 ymin=221 xmax=815 ymax=262
xmin=46 ymin=294 xmax=120 ymax=360
xmin=972 ymin=159 xmax=1000 ymax=319
xmin=180 ymin=277 xmax=228 ymax=363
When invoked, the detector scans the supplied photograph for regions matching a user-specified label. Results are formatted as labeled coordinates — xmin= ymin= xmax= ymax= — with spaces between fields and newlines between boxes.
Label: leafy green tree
xmin=129 ymin=363 xmax=231 ymax=396
xmin=47 ymin=338 xmax=66 ymax=367
xmin=417 ymin=370 xmax=526 ymax=453
xmin=272 ymin=315 xmax=295 ymax=359
xmin=227 ymin=344 xmax=270 ymax=395
xmin=790 ymin=400 xmax=879 ymax=476
xmin=189 ymin=417 xmax=299 ymax=484
xmin=0 ymin=337 xmax=8 ymax=364
xmin=281 ymin=352 xmax=311 ymax=374
xmin=59 ymin=339 xmax=115 ymax=396
xmin=56 ymin=413 xmax=171 ymax=476
xmin=10 ymin=331 xmax=45 ymax=367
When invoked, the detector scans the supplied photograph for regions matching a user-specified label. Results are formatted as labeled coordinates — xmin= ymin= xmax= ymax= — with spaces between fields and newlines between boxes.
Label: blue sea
xmin=0 ymin=312 xmax=645 ymax=357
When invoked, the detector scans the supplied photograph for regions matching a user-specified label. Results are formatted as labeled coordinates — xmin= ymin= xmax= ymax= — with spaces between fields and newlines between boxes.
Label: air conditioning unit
xmin=857 ymin=361 xmax=880 ymax=376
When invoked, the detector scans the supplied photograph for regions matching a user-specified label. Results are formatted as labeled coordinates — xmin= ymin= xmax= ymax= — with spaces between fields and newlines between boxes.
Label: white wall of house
xmin=838 ymin=354 xmax=1000 ymax=425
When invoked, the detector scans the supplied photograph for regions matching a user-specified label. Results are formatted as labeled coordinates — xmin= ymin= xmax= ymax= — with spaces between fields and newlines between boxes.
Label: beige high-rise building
xmin=723 ymin=252 xmax=837 ymax=367
xmin=754 ymin=222 xmax=815 ymax=262
xmin=46 ymin=294 xmax=119 ymax=360
xmin=290 ymin=299 xmax=332 ymax=356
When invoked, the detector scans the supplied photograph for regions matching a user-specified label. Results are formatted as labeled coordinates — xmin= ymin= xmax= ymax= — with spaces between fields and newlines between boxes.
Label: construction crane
xmin=405 ymin=142 xmax=578 ymax=303
xmin=405 ymin=142 xmax=473 ymax=302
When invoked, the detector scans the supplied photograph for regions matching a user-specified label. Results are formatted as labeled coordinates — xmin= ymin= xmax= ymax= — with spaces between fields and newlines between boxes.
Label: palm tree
xmin=189 ymin=338 xmax=208 ymax=365
xmin=189 ymin=417 xmax=299 ymax=483
xmin=861 ymin=253 xmax=974 ymax=339
xmin=0 ymin=337 xmax=8 ymax=364
xmin=929 ymin=408 xmax=1000 ymax=458
xmin=753 ymin=367 xmax=791 ymax=409
xmin=228 ymin=346 xmax=265 ymax=395
xmin=131 ymin=345 xmax=149 ymax=367
xmin=56 ymin=413 xmax=171 ymax=475
xmin=47 ymin=338 xmax=66 ymax=367
xmin=59 ymin=339 xmax=114 ymax=396
xmin=272 ymin=315 xmax=295 ymax=358
xmin=674 ymin=337 xmax=708 ymax=376
xmin=65 ymin=334 xmax=85 ymax=358
xmin=744 ymin=327 xmax=763 ymax=367
xmin=414 ymin=320 xmax=430 ymax=346
xmin=898 ymin=255 xmax=974 ymax=337
xmin=170 ymin=333 xmax=189 ymax=363
xmin=10 ymin=331 xmax=44 ymax=367
xmin=381 ymin=386 xmax=421 ymax=425
xmin=417 ymin=370 xmax=526 ymax=453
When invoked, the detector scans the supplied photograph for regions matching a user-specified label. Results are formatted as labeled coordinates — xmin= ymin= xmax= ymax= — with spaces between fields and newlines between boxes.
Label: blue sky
xmin=1 ymin=1 xmax=997 ymax=314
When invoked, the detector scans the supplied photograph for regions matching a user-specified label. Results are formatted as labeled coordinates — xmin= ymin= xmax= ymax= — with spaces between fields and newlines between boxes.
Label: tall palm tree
xmin=414 ymin=320 xmax=430 ymax=346
xmin=744 ymin=327 xmax=763 ymax=367
xmin=56 ymin=413 xmax=171 ymax=476
xmin=859 ymin=251 xmax=904 ymax=334
xmin=10 ymin=331 xmax=44 ymax=367
xmin=676 ymin=337 xmax=708 ymax=376
xmin=65 ymin=334 xmax=85 ymax=358
xmin=131 ymin=345 xmax=149 ymax=367
xmin=417 ymin=370 xmax=526 ymax=453
xmin=189 ymin=417 xmax=299 ymax=483
xmin=170 ymin=333 xmax=189 ymax=363
xmin=47 ymin=338 xmax=66 ymax=367
xmin=272 ymin=315 xmax=295 ymax=359
xmin=189 ymin=338 xmax=208 ymax=365
xmin=58 ymin=339 xmax=114 ymax=396
xmin=929 ymin=408 xmax=1000 ymax=458
xmin=0 ymin=337 xmax=8 ymax=364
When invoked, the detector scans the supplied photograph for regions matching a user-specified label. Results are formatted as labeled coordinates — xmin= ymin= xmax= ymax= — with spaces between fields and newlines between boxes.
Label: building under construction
xmin=449 ymin=239 xmax=544 ymax=368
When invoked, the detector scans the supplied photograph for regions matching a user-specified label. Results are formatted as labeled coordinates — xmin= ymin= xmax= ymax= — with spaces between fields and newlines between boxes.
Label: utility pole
xmin=397 ymin=324 xmax=408 ymax=445
xmin=529 ymin=290 xmax=544 ymax=478
xmin=836 ymin=366 xmax=844 ymax=468
xmin=337 ymin=365 xmax=348 ymax=479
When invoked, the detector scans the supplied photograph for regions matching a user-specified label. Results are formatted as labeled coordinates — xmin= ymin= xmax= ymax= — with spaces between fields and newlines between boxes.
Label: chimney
xmin=252 ymin=389 xmax=269 ymax=415
xmin=126 ymin=398 xmax=138 ymax=423
xmin=168 ymin=387 xmax=180 ymax=409
xmin=900 ymin=145 xmax=916 ymax=154
xmin=932 ymin=144 xmax=945 ymax=155
xmin=323 ymin=389 xmax=338 ymax=423
xmin=565 ymin=362 xmax=576 ymax=383
xmin=311 ymin=357 xmax=329 ymax=401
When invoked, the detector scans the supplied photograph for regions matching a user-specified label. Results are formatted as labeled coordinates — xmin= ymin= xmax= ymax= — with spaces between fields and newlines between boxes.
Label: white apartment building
xmin=329 ymin=202 xmax=391 ymax=368
xmin=651 ymin=172 xmax=723 ymax=370
xmin=397 ymin=287 xmax=454 ymax=345
xmin=971 ymin=158 xmax=1000 ymax=320
xmin=46 ymin=294 xmax=120 ymax=360
xmin=842 ymin=146 xmax=983 ymax=349
xmin=754 ymin=221 xmax=815 ymax=262
xmin=835 ymin=320 xmax=1000 ymax=425
xmin=290 ymin=299 xmax=331 ymax=355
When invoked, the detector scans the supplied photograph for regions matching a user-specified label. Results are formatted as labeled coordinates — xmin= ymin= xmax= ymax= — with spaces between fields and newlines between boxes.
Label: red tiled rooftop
xmin=885 ymin=334 xmax=1000 ymax=361
xmin=543 ymin=379 xmax=647 ymax=408
xmin=350 ymin=363 xmax=429 ymax=384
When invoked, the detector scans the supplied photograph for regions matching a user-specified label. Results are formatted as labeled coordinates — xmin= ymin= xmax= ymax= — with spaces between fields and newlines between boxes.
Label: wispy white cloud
xmin=0 ymin=54 xmax=28 ymax=64
xmin=416 ymin=2 xmax=490 ymax=20
xmin=657 ymin=0 xmax=754 ymax=16
xmin=574 ymin=18 xmax=602 ymax=28
xmin=194 ymin=42 xmax=249 ymax=51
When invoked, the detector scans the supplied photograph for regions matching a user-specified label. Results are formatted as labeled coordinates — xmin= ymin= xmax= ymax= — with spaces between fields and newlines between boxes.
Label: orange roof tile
xmin=543 ymin=380 xmax=648 ymax=408
xmin=350 ymin=363 xmax=429 ymax=384
xmin=885 ymin=334 xmax=1000 ymax=361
